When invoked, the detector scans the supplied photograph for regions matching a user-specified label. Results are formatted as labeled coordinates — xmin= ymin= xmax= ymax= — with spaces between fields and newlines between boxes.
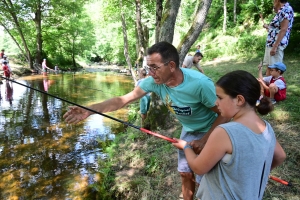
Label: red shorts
xmin=264 ymin=89 xmax=286 ymax=101
xmin=4 ymin=72 xmax=10 ymax=79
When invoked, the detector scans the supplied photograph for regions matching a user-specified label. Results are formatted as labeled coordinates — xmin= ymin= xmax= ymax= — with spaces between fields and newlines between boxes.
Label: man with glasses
xmin=64 ymin=41 xmax=229 ymax=200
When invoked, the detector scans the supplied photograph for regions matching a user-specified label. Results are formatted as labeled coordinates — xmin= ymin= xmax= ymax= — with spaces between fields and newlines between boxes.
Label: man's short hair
xmin=147 ymin=41 xmax=179 ymax=68
xmin=194 ymin=52 xmax=203 ymax=58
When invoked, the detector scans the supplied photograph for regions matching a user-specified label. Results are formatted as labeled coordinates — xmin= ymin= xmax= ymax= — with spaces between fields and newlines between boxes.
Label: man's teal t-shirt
xmin=139 ymin=68 xmax=217 ymax=132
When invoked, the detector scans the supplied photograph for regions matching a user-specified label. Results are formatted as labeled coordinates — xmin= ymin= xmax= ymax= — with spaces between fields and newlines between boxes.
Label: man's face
xmin=273 ymin=0 xmax=281 ymax=11
xmin=193 ymin=56 xmax=202 ymax=64
xmin=146 ymin=53 xmax=170 ymax=84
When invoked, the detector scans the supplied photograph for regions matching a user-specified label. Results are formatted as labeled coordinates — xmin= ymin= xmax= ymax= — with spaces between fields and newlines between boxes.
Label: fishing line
xmin=1 ymin=76 xmax=176 ymax=143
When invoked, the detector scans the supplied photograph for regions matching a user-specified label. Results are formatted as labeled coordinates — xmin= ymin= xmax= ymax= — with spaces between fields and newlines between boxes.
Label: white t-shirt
xmin=263 ymin=75 xmax=286 ymax=90
xmin=183 ymin=56 xmax=199 ymax=69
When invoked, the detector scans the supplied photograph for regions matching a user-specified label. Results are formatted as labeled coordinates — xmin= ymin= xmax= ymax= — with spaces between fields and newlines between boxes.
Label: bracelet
xmin=183 ymin=144 xmax=193 ymax=150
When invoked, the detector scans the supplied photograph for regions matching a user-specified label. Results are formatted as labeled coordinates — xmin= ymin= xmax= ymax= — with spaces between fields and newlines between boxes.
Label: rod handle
xmin=140 ymin=128 xmax=177 ymax=143
xmin=269 ymin=176 xmax=292 ymax=186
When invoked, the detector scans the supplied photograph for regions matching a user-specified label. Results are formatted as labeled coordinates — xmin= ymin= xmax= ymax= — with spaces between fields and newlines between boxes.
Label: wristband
xmin=183 ymin=144 xmax=193 ymax=150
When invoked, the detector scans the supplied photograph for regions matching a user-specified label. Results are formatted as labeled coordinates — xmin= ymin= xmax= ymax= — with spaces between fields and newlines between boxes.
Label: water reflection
xmin=0 ymin=72 xmax=133 ymax=199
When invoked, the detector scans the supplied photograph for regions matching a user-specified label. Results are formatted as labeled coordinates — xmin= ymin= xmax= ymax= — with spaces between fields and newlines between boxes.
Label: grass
xmin=95 ymin=55 xmax=300 ymax=199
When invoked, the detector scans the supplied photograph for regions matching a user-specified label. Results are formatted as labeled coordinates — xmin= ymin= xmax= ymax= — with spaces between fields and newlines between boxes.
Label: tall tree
xmin=159 ymin=0 xmax=181 ymax=43
xmin=234 ymin=0 xmax=237 ymax=23
xmin=120 ymin=0 xmax=137 ymax=84
xmin=177 ymin=0 xmax=213 ymax=67
xmin=155 ymin=0 xmax=163 ymax=43
xmin=0 ymin=0 xmax=94 ymax=70
xmin=0 ymin=0 xmax=33 ymax=68
xmin=223 ymin=0 xmax=227 ymax=33
xmin=144 ymin=0 xmax=213 ymax=130
xmin=135 ymin=0 xmax=146 ymax=63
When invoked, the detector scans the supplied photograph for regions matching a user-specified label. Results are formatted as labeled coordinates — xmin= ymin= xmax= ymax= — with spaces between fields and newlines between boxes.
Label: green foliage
xmin=127 ymin=104 xmax=139 ymax=123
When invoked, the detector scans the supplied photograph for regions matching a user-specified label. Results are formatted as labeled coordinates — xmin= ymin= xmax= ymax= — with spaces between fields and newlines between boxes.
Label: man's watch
xmin=183 ymin=144 xmax=193 ymax=150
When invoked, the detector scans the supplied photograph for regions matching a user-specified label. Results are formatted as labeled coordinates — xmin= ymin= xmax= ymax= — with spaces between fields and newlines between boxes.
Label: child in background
xmin=2 ymin=61 xmax=10 ymax=79
xmin=258 ymin=62 xmax=286 ymax=104
xmin=135 ymin=68 xmax=151 ymax=127
xmin=173 ymin=70 xmax=286 ymax=200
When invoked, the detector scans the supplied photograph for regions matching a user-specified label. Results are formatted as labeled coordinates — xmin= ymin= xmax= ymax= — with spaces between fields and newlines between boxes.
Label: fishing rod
xmin=1 ymin=76 xmax=176 ymax=143
xmin=2 ymin=77 xmax=291 ymax=185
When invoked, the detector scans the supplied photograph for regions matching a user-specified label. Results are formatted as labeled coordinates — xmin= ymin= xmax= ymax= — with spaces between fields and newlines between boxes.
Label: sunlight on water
xmin=0 ymin=72 xmax=133 ymax=199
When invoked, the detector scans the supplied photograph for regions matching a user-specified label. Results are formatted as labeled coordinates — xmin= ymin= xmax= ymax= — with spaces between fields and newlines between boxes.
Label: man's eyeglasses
xmin=145 ymin=61 xmax=170 ymax=73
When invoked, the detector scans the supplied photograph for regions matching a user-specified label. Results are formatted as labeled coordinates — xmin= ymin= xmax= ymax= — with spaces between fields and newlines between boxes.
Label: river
xmin=0 ymin=71 xmax=133 ymax=199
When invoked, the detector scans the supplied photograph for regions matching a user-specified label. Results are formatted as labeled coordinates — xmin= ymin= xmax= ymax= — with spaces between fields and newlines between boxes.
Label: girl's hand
xmin=172 ymin=138 xmax=188 ymax=150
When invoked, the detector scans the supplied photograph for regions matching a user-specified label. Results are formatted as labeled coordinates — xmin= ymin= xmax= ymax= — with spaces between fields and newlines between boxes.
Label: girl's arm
xmin=173 ymin=127 xmax=232 ymax=175
xmin=271 ymin=140 xmax=286 ymax=170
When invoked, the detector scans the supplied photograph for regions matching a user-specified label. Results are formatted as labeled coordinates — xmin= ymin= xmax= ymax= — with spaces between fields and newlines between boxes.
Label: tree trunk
xmin=155 ymin=0 xmax=163 ymax=43
xmin=144 ymin=0 xmax=181 ymax=130
xmin=223 ymin=0 xmax=227 ymax=33
xmin=145 ymin=0 xmax=214 ymax=130
xmin=34 ymin=0 xmax=43 ymax=66
xmin=159 ymin=0 xmax=181 ymax=43
xmin=0 ymin=23 xmax=28 ymax=61
xmin=3 ymin=0 xmax=33 ymax=69
xmin=177 ymin=0 xmax=213 ymax=67
xmin=234 ymin=0 xmax=237 ymax=23
xmin=135 ymin=0 xmax=144 ymax=61
xmin=120 ymin=0 xmax=137 ymax=84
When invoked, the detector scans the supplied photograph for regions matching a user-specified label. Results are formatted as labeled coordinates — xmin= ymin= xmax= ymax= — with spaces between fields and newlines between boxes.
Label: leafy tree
xmin=0 ymin=0 xmax=95 ymax=70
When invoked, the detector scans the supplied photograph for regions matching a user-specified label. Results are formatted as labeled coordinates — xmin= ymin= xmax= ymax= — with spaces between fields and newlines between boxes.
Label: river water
xmin=0 ymin=71 xmax=133 ymax=199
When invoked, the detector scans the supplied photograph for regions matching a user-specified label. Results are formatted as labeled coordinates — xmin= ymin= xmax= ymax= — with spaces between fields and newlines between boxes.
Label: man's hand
xmin=270 ymin=46 xmax=277 ymax=56
xmin=63 ymin=106 xmax=91 ymax=124
xmin=190 ymin=138 xmax=206 ymax=154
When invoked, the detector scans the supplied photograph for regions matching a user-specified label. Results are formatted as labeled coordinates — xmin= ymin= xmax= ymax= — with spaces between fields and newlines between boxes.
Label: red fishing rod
xmin=269 ymin=176 xmax=292 ymax=186
xmin=2 ymin=76 xmax=177 ymax=143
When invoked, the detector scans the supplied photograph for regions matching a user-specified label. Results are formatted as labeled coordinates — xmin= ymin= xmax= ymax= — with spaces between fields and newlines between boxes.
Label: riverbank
xmin=94 ymin=56 xmax=300 ymax=199
xmin=7 ymin=57 xmax=130 ymax=79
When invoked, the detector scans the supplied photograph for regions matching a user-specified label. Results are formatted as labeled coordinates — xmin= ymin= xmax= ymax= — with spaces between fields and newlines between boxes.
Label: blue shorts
xmin=178 ymin=128 xmax=206 ymax=184
xmin=140 ymin=95 xmax=150 ymax=114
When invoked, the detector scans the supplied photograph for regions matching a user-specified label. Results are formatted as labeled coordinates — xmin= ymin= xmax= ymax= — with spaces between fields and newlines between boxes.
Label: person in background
xmin=1 ymin=55 xmax=12 ymax=75
xmin=135 ymin=68 xmax=151 ymax=127
xmin=262 ymin=0 xmax=294 ymax=76
xmin=54 ymin=65 xmax=60 ymax=74
xmin=258 ymin=62 xmax=286 ymax=104
xmin=42 ymin=59 xmax=52 ymax=76
xmin=63 ymin=41 xmax=230 ymax=200
xmin=2 ymin=61 xmax=11 ymax=79
xmin=182 ymin=52 xmax=204 ymax=73
xmin=173 ymin=70 xmax=286 ymax=200
xmin=195 ymin=45 xmax=201 ymax=53
xmin=0 ymin=49 xmax=5 ymax=59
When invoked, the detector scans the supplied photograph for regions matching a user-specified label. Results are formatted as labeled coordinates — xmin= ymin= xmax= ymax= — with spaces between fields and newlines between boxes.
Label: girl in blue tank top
xmin=173 ymin=70 xmax=286 ymax=200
